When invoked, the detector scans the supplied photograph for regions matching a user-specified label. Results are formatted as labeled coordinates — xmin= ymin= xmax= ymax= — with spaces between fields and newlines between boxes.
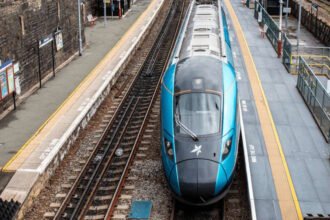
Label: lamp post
xmin=285 ymin=0 xmax=289 ymax=29
xmin=104 ymin=0 xmax=107 ymax=26
xmin=78 ymin=0 xmax=83 ymax=56
xmin=278 ymin=0 xmax=283 ymax=57
xmin=296 ymin=0 xmax=302 ymax=69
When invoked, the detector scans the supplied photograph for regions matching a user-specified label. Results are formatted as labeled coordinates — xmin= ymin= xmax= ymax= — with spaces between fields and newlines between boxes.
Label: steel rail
xmin=104 ymin=0 xmax=186 ymax=218
xmin=54 ymin=1 xmax=176 ymax=219
xmin=54 ymin=96 xmax=135 ymax=219
xmin=54 ymin=13 xmax=165 ymax=217
xmin=77 ymin=97 xmax=140 ymax=219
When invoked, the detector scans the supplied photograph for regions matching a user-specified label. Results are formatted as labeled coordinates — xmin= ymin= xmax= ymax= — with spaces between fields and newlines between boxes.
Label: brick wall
xmin=0 ymin=0 xmax=95 ymax=115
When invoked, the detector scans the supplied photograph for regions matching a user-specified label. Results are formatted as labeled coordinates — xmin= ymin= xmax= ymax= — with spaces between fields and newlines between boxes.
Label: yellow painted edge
xmin=2 ymin=0 xmax=158 ymax=172
xmin=223 ymin=0 xmax=303 ymax=219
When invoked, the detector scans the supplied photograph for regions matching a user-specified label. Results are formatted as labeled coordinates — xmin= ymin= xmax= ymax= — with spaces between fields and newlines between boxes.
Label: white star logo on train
xmin=191 ymin=145 xmax=202 ymax=156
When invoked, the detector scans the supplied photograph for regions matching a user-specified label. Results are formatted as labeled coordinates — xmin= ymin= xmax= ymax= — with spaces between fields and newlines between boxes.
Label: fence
xmin=283 ymin=39 xmax=330 ymax=75
xmin=245 ymin=0 xmax=255 ymax=8
xmin=254 ymin=1 xmax=280 ymax=54
xmin=290 ymin=0 xmax=330 ymax=46
xmin=297 ymin=56 xmax=330 ymax=142
xmin=282 ymin=33 xmax=292 ymax=72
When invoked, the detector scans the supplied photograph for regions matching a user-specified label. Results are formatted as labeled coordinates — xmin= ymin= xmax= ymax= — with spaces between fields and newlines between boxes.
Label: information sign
xmin=283 ymin=7 xmax=291 ymax=13
xmin=55 ymin=31 xmax=63 ymax=51
xmin=15 ymin=76 xmax=21 ymax=95
xmin=0 ymin=70 xmax=8 ymax=99
xmin=13 ymin=62 xmax=20 ymax=73
xmin=39 ymin=34 xmax=54 ymax=48
xmin=7 ymin=66 xmax=15 ymax=94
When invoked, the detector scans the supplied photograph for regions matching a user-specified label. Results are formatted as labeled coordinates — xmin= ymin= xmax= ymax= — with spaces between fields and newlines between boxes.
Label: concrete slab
xmin=225 ymin=0 xmax=330 ymax=218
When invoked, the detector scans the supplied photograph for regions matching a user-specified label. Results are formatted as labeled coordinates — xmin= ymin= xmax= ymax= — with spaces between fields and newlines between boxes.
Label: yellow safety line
xmin=2 ymin=0 xmax=159 ymax=172
xmin=224 ymin=0 xmax=303 ymax=219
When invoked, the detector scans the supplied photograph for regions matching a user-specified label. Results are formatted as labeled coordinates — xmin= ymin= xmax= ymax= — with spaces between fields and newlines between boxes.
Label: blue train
xmin=160 ymin=0 xmax=240 ymax=206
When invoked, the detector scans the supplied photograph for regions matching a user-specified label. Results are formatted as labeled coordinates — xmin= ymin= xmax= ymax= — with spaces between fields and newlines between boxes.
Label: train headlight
xmin=164 ymin=138 xmax=174 ymax=160
xmin=222 ymin=137 xmax=232 ymax=160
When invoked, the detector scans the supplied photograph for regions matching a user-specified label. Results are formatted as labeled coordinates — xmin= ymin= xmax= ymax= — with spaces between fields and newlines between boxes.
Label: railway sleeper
xmin=84 ymin=214 xmax=105 ymax=220
xmin=94 ymin=195 xmax=113 ymax=201
xmin=102 ymin=176 xmax=121 ymax=182
xmin=43 ymin=212 xmax=56 ymax=218
xmin=98 ymin=185 xmax=116 ymax=191
xmin=88 ymin=205 xmax=108 ymax=211
xmin=107 ymin=169 xmax=124 ymax=175
xmin=126 ymin=129 xmax=139 ymax=135
xmin=139 ymin=146 xmax=149 ymax=151
xmin=61 ymin=183 xmax=72 ymax=189
xmin=111 ymin=214 xmax=126 ymax=220
xmin=116 ymin=204 xmax=130 ymax=210
xmin=112 ymin=161 xmax=127 ymax=166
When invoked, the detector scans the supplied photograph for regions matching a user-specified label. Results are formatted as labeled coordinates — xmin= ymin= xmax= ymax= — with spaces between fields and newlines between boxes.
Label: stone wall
xmin=0 ymin=0 xmax=96 ymax=115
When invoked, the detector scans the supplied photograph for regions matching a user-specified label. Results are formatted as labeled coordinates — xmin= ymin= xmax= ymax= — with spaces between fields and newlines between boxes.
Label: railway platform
xmin=0 ymin=0 xmax=164 ymax=206
xmin=225 ymin=0 xmax=330 ymax=219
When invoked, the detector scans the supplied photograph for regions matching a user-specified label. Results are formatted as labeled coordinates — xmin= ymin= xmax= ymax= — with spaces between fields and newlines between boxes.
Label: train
xmin=160 ymin=0 xmax=240 ymax=206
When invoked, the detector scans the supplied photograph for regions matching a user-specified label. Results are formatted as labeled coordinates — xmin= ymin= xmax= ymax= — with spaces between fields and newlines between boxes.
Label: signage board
xmin=0 ymin=70 xmax=8 ymax=99
xmin=283 ymin=7 xmax=291 ymax=13
xmin=15 ymin=76 xmax=21 ymax=95
xmin=55 ymin=31 xmax=63 ymax=51
xmin=7 ymin=66 xmax=15 ymax=94
xmin=311 ymin=3 xmax=319 ymax=11
xmin=39 ymin=34 xmax=54 ymax=48
xmin=13 ymin=62 xmax=20 ymax=73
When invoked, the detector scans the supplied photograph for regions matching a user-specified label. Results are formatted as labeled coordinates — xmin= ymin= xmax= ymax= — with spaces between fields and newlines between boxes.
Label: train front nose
xmin=172 ymin=159 xmax=224 ymax=203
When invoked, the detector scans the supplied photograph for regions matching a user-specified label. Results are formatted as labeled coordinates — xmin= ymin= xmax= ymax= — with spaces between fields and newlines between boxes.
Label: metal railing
xmin=283 ymin=39 xmax=330 ymax=76
xmin=282 ymin=33 xmax=292 ymax=72
xmin=297 ymin=56 xmax=330 ymax=142
xmin=254 ymin=1 xmax=280 ymax=53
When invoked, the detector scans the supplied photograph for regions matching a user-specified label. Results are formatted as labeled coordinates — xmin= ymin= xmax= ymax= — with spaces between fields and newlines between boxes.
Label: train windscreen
xmin=175 ymin=93 xmax=221 ymax=136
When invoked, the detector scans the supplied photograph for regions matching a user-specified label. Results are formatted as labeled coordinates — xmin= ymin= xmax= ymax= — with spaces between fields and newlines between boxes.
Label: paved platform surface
xmin=0 ymin=0 xmax=164 ymax=203
xmin=0 ymin=0 xmax=151 ymax=169
xmin=225 ymin=0 xmax=330 ymax=219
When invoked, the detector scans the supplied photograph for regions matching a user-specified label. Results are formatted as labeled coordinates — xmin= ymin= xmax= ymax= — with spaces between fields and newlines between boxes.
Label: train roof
xmin=174 ymin=56 xmax=223 ymax=95
xmin=179 ymin=3 xmax=225 ymax=60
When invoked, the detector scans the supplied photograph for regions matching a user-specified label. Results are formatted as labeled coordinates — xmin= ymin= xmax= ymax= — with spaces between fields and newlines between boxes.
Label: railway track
xmin=170 ymin=137 xmax=251 ymax=220
xmin=49 ymin=0 xmax=185 ymax=219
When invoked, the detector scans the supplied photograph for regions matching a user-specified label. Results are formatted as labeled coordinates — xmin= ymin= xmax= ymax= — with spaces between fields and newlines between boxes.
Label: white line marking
xmin=239 ymin=101 xmax=257 ymax=220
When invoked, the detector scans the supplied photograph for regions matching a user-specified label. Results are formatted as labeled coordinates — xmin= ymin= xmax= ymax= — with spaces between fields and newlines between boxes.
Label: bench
xmin=87 ymin=14 xmax=97 ymax=26
xmin=259 ymin=24 xmax=268 ymax=38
